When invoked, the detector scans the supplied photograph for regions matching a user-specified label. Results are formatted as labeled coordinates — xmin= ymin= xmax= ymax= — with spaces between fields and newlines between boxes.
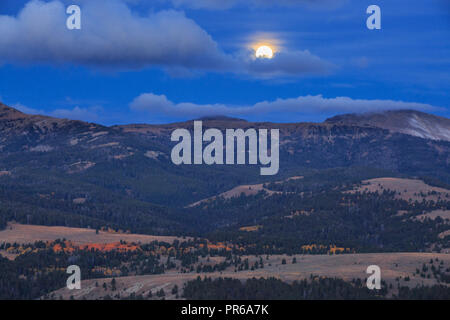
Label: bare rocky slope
xmin=326 ymin=110 xmax=450 ymax=142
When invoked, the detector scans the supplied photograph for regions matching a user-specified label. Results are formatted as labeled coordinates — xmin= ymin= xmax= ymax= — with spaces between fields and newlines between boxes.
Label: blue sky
xmin=0 ymin=0 xmax=449 ymax=125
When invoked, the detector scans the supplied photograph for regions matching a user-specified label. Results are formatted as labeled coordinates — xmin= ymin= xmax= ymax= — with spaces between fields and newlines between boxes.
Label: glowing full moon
xmin=255 ymin=46 xmax=274 ymax=59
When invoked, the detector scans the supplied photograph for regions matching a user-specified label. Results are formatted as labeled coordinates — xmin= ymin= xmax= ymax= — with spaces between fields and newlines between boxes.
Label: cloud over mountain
xmin=130 ymin=93 xmax=441 ymax=122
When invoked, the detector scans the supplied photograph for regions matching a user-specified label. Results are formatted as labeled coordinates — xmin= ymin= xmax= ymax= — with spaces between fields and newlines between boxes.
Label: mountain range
xmin=0 ymin=102 xmax=449 ymax=236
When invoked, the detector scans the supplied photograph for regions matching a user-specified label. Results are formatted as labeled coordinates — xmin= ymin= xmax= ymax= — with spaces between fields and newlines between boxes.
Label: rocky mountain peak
xmin=326 ymin=110 xmax=450 ymax=141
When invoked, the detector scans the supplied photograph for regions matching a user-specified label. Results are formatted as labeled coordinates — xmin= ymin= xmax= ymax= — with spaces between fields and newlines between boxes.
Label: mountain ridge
xmin=326 ymin=109 xmax=450 ymax=142
xmin=0 ymin=102 xmax=449 ymax=236
xmin=3 ymin=103 xmax=449 ymax=142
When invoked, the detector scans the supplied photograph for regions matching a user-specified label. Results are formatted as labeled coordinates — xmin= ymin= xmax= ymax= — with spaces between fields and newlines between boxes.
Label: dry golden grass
xmin=0 ymin=223 xmax=187 ymax=245
xmin=188 ymin=176 xmax=303 ymax=207
xmin=48 ymin=252 xmax=450 ymax=300
xmin=414 ymin=210 xmax=450 ymax=223
xmin=347 ymin=177 xmax=450 ymax=202
xmin=439 ymin=230 xmax=450 ymax=239
xmin=187 ymin=183 xmax=273 ymax=207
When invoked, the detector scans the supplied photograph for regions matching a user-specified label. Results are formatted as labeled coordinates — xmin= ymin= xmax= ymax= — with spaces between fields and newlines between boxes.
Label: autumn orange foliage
xmin=52 ymin=241 xmax=140 ymax=253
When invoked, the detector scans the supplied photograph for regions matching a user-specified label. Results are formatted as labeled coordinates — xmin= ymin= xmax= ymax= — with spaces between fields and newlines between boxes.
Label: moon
xmin=255 ymin=45 xmax=274 ymax=59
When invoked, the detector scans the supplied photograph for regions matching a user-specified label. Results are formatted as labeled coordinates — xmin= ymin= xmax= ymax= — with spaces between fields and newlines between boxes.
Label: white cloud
xmin=244 ymin=50 xmax=334 ymax=77
xmin=13 ymin=103 xmax=43 ymax=115
xmin=0 ymin=0 xmax=332 ymax=77
xmin=0 ymin=0 xmax=232 ymax=70
xmin=11 ymin=95 xmax=443 ymax=124
xmin=13 ymin=102 xmax=103 ymax=122
xmin=50 ymin=106 xmax=103 ymax=122
xmin=130 ymin=93 xmax=442 ymax=121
